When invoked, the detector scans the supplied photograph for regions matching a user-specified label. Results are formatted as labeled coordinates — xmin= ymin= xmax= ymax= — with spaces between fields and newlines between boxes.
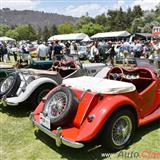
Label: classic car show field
xmin=1 ymin=58 xmax=160 ymax=160
xmin=0 ymin=104 xmax=159 ymax=160
xmin=1 ymin=0 xmax=160 ymax=159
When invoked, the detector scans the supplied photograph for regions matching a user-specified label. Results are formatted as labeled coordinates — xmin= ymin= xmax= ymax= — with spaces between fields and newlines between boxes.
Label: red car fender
xmin=76 ymin=94 xmax=140 ymax=141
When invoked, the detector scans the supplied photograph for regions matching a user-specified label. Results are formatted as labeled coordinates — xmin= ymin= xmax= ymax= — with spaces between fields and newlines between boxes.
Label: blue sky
xmin=1 ymin=0 xmax=160 ymax=17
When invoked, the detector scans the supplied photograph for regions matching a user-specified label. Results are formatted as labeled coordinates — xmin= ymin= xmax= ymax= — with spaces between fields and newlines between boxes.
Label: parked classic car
xmin=0 ymin=57 xmax=106 ymax=107
xmin=30 ymin=58 xmax=160 ymax=152
xmin=0 ymin=54 xmax=84 ymax=82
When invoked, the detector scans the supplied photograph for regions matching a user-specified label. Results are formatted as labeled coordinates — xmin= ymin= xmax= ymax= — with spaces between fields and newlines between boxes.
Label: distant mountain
xmin=0 ymin=8 xmax=78 ymax=29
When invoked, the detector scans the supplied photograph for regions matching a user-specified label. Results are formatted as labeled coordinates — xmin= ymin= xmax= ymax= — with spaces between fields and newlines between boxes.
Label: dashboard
xmin=122 ymin=68 xmax=153 ymax=80
xmin=108 ymin=66 xmax=155 ymax=80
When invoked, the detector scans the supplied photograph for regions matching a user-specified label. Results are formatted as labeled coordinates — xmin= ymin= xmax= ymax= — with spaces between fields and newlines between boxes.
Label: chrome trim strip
xmin=30 ymin=113 xmax=84 ymax=149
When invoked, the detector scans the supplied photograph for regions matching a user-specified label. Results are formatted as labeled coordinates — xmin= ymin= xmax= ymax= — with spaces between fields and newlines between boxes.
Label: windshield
xmin=135 ymin=58 xmax=160 ymax=75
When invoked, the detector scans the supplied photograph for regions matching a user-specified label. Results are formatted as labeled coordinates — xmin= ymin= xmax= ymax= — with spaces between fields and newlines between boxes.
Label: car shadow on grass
xmin=34 ymin=119 xmax=160 ymax=160
xmin=132 ymin=119 xmax=160 ymax=144
xmin=34 ymin=129 xmax=107 ymax=160
xmin=0 ymin=104 xmax=34 ymax=117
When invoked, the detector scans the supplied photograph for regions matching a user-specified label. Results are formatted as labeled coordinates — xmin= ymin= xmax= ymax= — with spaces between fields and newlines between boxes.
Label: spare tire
xmin=0 ymin=72 xmax=21 ymax=98
xmin=42 ymin=86 xmax=79 ymax=127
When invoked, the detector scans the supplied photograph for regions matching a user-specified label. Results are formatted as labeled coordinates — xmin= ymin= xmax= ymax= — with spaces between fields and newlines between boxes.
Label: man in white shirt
xmin=37 ymin=42 xmax=49 ymax=60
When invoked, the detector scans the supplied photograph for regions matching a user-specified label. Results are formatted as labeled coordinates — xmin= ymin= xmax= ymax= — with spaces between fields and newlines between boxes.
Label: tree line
xmin=0 ymin=4 xmax=160 ymax=41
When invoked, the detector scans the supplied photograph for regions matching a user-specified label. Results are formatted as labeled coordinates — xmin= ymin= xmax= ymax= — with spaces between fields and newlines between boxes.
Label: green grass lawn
xmin=0 ymin=56 xmax=16 ymax=67
xmin=0 ymin=104 xmax=160 ymax=160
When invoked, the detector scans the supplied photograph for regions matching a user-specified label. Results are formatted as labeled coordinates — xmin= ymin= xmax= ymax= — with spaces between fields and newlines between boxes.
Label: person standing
xmin=11 ymin=44 xmax=18 ymax=62
xmin=37 ymin=42 xmax=48 ymax=60
xmin=3 ymin=44 xmax=8 ymax=63
xmin=134 ymin=40 xmax=143 ymax=58
xmin=120 ymin=40 xmax=131 ymax=66
xmin=52 ymin=40 xmax=63 ymax=61
xmin=107 ymin=41 xmax=116 ymax=66
xmin=90 ymin=41 xmax=99 ymax=62
xmin=0 ymin=44 xmax=4 ymax=62
xmin=70 ymin=41 xmax=78 ymax=55
xmin=48 ymin=42 xmax=53 ymax=60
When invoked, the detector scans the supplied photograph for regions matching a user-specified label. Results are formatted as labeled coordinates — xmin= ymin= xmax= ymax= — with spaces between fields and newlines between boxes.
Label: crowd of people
xmin=0 ymin=38 xmax=160 ymax=67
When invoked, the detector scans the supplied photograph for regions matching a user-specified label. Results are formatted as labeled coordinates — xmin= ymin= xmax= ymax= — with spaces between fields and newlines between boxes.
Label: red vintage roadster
xmin=30 ymin=60 xmax=160 ymax=152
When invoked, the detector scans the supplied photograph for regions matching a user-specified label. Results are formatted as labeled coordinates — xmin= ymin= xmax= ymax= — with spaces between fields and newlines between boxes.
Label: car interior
xmin=52 ymin=60 xmax=77 ymax=78
xmin=107 ymin=67 xmax=157 ymax=93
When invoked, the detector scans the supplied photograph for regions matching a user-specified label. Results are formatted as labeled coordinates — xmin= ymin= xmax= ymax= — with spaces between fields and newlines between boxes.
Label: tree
xmin=106 ymin=10 xmax=118 ymax=31
xmin=156 ymin=16 xmax=160 ymax=23
xmin=155 ymin=3 xmax=160 ymax=16
xmin=114 ymin=7 xmax=126 ymax=30
xmin=143 ymin=11 xmax=155 ymax=23
xmin=0 ymin=24 xmax=10 ymax=36
xmin=132 ymin=5 xmax=143 ymax=18
xmin=125 ymin=7 xmax=134 ymax=31
xmin=42 ymin=25 xmax=50 ymax=42
xmin=28 ymin=24 xmax=37 ymax=41
xmin=57 ymin=22 xmax=74 ymax=34
xmin=5 ymin=29 xmax=19 ymax=40
xmin=75 ymin=16 xmax=95 ymax=30
xmin=37 ymin=27 xmax=42 ymax=42
xmin=131 ymin=18 xmax=144 ymax=33
xmin=155 ymin=3 xmax=160 ymax=23
xmin=14 ymin=24 xmax=30 ymax=40
xmin=50 ymin=24 xmax=58 ymax=36
xmin=143 ymin=23 xmax=152 ymax=33
xmin=95 ymin=14 xmax=107 ymax=26
xmin=79 ymin=22 xmax=104 ymax=36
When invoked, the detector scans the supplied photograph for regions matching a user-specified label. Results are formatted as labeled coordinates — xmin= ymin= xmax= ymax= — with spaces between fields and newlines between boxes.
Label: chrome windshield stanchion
xmin=55 ymin=127 xmax=62 ymax=147
xmin=15 ymin=68 xmax=28 ymax=86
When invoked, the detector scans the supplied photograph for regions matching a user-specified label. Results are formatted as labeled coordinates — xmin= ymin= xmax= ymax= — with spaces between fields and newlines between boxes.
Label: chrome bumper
xmin=29 ymin=112 xmax=84 ymax=149
xmin=1 ymin=96 xmax=19 ymax=106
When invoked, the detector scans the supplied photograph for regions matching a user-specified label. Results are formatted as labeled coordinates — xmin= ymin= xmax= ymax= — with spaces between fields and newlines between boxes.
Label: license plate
xmin=40 ymin=113 xmax=51 ymax=129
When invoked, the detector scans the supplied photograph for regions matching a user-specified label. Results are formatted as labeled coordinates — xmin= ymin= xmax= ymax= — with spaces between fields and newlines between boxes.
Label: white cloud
xmin=132 ymin=0 xmax=160 ymax=10
xmin=117 ymin=0 xmax=125 ymax=8
xmin=112 ymin=0 xmax=127 ymax=11
xmin=55 ymin=4 xmax=108 ymax=17
xmin=1 ymin=0 xmax=40 ymax=10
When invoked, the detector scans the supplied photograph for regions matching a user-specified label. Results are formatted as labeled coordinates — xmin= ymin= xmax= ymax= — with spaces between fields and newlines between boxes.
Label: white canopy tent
xmin=0 ymin=36 xmax=16 ymax=42
xmin=81 ymin=35 xmax=92 ymax=42
xmin=48 ymin=33 xmax=88 ymax=41
xmin=91 ymin=31 xmax=131 ymax=39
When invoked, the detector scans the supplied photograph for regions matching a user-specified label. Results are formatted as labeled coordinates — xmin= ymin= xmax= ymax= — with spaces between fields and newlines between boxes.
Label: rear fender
xmin=15 ymin=77 xmax=58 ymax=103
xmin=76 ymin=95 xmax=139 ymax=141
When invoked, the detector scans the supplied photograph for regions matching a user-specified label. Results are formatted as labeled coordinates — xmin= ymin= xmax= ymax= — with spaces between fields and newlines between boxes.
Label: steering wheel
xmin=52 ymin=61 xmax=62 ymax=72
xmin=107 ymin=67 xmax=124 ymax=80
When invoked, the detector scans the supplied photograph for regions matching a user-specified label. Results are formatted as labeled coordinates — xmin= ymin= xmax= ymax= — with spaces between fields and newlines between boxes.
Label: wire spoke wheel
xmin=46 ymin=91 xmax=68 ymax=119
xmin=111 ymin=116 xmax=132 ymax=146
xmin=42 ymin=86 xmax=78 ymax=127
xmin=0 ymin=72 xmax=21 ymax=98
xmin=0 ymin=76 xmax=14 ymax=93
